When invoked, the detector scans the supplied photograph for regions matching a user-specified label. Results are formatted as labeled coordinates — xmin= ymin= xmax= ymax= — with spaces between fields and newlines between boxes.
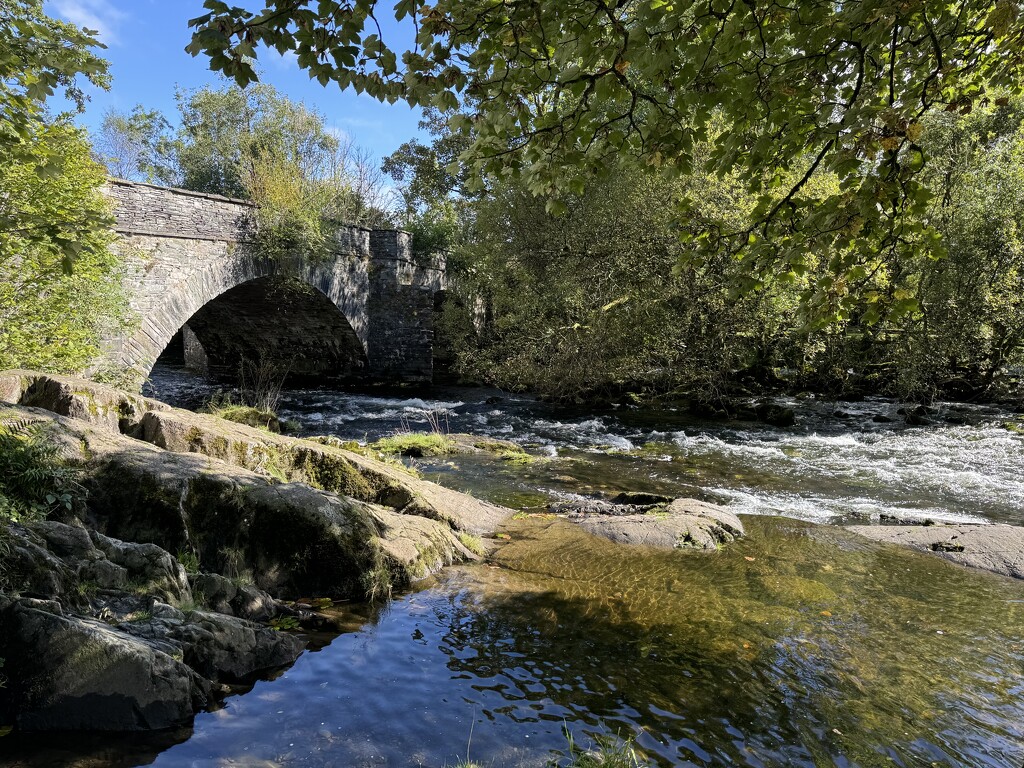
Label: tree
xmin=92 ymin=105 xmax=178 ymax=184
xmin=187 ymin=0 xmax=1024 ymax=319
xmin=383 ymin=107 xmax=472 ymax=257
xmin=1 ymin=0 xmax=108 ymax=154
xmin=1 ymin=0 xmax=110 ymax=269
xmin=0 ymin=122 xmax=131 ymax=374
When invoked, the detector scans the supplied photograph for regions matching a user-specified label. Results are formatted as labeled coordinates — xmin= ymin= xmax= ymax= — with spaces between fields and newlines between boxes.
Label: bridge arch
xmin=100 ymin=179 xmax=446 ymax=389
xmin=120 ymin=251 xmax=372 ymax=382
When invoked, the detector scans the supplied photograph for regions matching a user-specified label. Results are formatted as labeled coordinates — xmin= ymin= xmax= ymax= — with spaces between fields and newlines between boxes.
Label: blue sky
xmin=46 ymin=0 xmax=426 ymax=162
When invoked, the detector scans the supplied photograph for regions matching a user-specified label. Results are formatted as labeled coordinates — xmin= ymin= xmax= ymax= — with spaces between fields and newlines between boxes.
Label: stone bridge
xmin=101 ymin=179 xmax=445 ymax=387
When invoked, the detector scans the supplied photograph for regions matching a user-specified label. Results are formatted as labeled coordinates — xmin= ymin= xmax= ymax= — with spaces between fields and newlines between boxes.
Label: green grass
xmin=207 ymin=404 xmax=281 ymax=432
xmin=176 ymin=548 xmax=200 ymax=574
xmin=550 ymin=728 xmax=652 ymax=768
xmin=457 ymin=532 xmax=486 ymax=556
xmin=371 ymin=432 xmax=458 ymax=457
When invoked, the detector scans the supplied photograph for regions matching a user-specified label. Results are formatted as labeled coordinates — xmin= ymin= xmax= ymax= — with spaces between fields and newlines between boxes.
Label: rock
xmin=89 ymin=531 xmax=192 ymax=603
xmin=0 ymin=369 xmax=166 ymax=436
xmin=755 ymin=401 xmax=797 ymax=428
xmin=2 ymin=371 xmax=512 ymax=537
xmin=871 ymin=414 xmax=894 ymax=423
xmin=847 ymin=524 xmax=1024 ymax=579
xmin=121 ymin=609 xmax=303 ymax=683
xmin=28 ymin=520 xmax=98 ymax=561
xmin=609 ymin=491 xmax=673 ymax=506
xmin=82 ymin=443 xmax=466 ymax=599
xmin=555 ymin=496 xmax=744 ymax=550
xmin=189 ymin=573 xmax=277 ymax=621
xmin=0 ymin=400 xmax=481 ymax=598
xmin=0 ymin=597 xmax=209 ymax=731
xmin=136 ymin=406 xmax=511 ymax=536
xmin=2 ymin=525 xmax=79 ymax=599
xmin=549 ymin=498 xmax=656 ymax=517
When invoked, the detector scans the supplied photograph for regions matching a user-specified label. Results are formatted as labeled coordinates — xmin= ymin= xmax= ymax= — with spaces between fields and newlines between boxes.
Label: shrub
xmin=0 ymin=420 xmax=84 ymax=522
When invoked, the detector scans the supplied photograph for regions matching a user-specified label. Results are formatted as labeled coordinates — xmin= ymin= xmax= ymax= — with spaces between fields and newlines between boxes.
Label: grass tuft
xmin=371 ymin=432 xmax=458 ymax=457
xmin=457 ymin=532 xmax=486 ymax=556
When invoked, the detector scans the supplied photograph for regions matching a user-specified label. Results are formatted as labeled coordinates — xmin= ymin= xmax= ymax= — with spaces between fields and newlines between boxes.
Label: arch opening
xmin=152 ymin=276 xmax=368 ymax=385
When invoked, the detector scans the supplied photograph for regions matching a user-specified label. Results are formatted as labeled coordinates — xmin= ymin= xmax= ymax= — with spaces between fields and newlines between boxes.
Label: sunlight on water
xmin=18 ymin=517 xmax=1022 ymax=767
xmin=147 ymin=363 xmax=1024 ymax=526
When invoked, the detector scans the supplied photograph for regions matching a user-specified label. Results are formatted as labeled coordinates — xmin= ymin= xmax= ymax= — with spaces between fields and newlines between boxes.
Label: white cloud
xmin=326 ymin=125 xmax=351 ymax=143
xmin=265 ymin=49 xmax=299 ymax=71
xmin=52 ymin=0 xmax=127 ymax=45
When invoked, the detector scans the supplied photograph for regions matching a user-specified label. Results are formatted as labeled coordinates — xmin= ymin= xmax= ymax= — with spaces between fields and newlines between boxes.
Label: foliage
xmin=0 ymin=122 xmax=132 ymax=373
xmin=383 ymin=108 xmax=473 ymax=258
xmin=389 ymin=98 xmax=1024 ymax=403
xmin=0 ymin=420 xmax=84 ymax=523
xmin=1 ymin=0 xmax=109 ymax=267
xmin=549 ymin=727 xmax=651 ymax=768
xmin=456 ymin=532 xmax=485 ymax=557
xmin=176 ymin=549 xmax=201 ymax=575
xmin=189 ymin=0 xmax=1024 ymax=320
xmin=92 ymin=106 xmax=177 ymax=184
xmin=891 ymin=98 xmax=1024 ymax=398
xmin=238 ymin=353 xmax=288 ymax=413
xmin=439 ymin=161 xmax=789 ymax=401
xmin=269 ymin=615 xmax=301 ymax=631
xmin=94 ymin=84 xmax=396 ymax=262
xmin=371 ymin=432 xmax=457 ymax=457
xmin=202 ymin=400 xmax=281 ymax=432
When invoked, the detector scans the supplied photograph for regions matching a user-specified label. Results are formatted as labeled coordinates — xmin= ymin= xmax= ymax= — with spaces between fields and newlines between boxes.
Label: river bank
xmin=0 ymin=371 xmax=743 ymax=741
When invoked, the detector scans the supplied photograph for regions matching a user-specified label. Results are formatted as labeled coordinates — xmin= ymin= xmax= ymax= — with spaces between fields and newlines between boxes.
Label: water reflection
xmin=13 ymin=517 xmax=1020 ymax=767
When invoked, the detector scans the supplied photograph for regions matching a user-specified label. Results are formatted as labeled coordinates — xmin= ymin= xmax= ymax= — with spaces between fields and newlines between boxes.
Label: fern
xmin=0 ymin=422 xmax=85 ymax=522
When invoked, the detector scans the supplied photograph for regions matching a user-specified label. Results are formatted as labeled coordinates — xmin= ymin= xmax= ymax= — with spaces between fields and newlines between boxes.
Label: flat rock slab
xmin=564 ymin=498 xmax=744 ymax=550
xmin=847 ymin=524 xmax=1024 ymax=580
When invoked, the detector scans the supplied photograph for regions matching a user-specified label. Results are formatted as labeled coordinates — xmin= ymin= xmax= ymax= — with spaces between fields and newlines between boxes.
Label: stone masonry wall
xmin=104 ymin=179 xmax=254 ymax=241
xmin=101 ymin=180 xmax=444 ymax=386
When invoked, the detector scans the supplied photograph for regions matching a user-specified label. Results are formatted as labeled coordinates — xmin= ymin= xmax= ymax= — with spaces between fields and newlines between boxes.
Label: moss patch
xmin=457 ymin=532 xmax=485 ymax=556
xmin=294 ymin=447 xmax=377 ymax=500
xmin=207 ymin=405 xmax=281 ymax=433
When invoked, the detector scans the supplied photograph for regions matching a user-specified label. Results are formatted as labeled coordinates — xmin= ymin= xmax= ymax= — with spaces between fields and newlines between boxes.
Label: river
xmin=8 ymin=364 xmax=1024 ymax=767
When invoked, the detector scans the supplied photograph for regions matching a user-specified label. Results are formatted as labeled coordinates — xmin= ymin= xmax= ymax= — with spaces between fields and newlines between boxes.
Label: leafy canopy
xmin=1 ymin=0 xmax=110 ymax=269
xmin=0 ymin=122 xmax=131 ymax=375
xmin=1 ymin=0 xmax=109 ymax=153
xmin=188 ymin=0 xmax=1024 ymax=317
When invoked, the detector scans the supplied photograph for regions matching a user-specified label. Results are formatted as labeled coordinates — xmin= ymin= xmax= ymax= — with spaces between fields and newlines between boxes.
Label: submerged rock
xmin=552 ymin=496 xmax=744 ymax=550
xmin=847 ymin=523 xmax=1024 ymax=580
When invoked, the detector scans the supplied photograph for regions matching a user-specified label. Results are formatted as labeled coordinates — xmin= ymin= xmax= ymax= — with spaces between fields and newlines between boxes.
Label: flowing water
xmin=6 ymin=364 xmax=1024 ymax=767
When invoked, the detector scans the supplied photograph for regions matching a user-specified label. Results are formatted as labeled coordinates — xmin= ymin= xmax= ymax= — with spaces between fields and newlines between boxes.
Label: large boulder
xmin=847 ymin=523 xmax=1024 ymax=580
xmin=0 ymin=371 xmax=513 ymax=538
xmin=555 ymin=497 xmax=745 ymax=550
xmin=119 ymin=607 xmax=303 ymax=683
xmin=0 ymin=369 xmax=166 ymax=436
xmin=0 ymin=596 xmax=209 ymax=731
xmin=0 ymin=400 xmax=486 ymax=599
xmin=137 ymin=406 xmax=511 ymax=535
xmin=189 ymin=573 xmax=277 ymax=621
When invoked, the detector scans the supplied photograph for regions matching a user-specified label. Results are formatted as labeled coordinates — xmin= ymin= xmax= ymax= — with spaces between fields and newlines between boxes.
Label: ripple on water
xmin=16 ymin=516 xmax=1018 ymax=768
